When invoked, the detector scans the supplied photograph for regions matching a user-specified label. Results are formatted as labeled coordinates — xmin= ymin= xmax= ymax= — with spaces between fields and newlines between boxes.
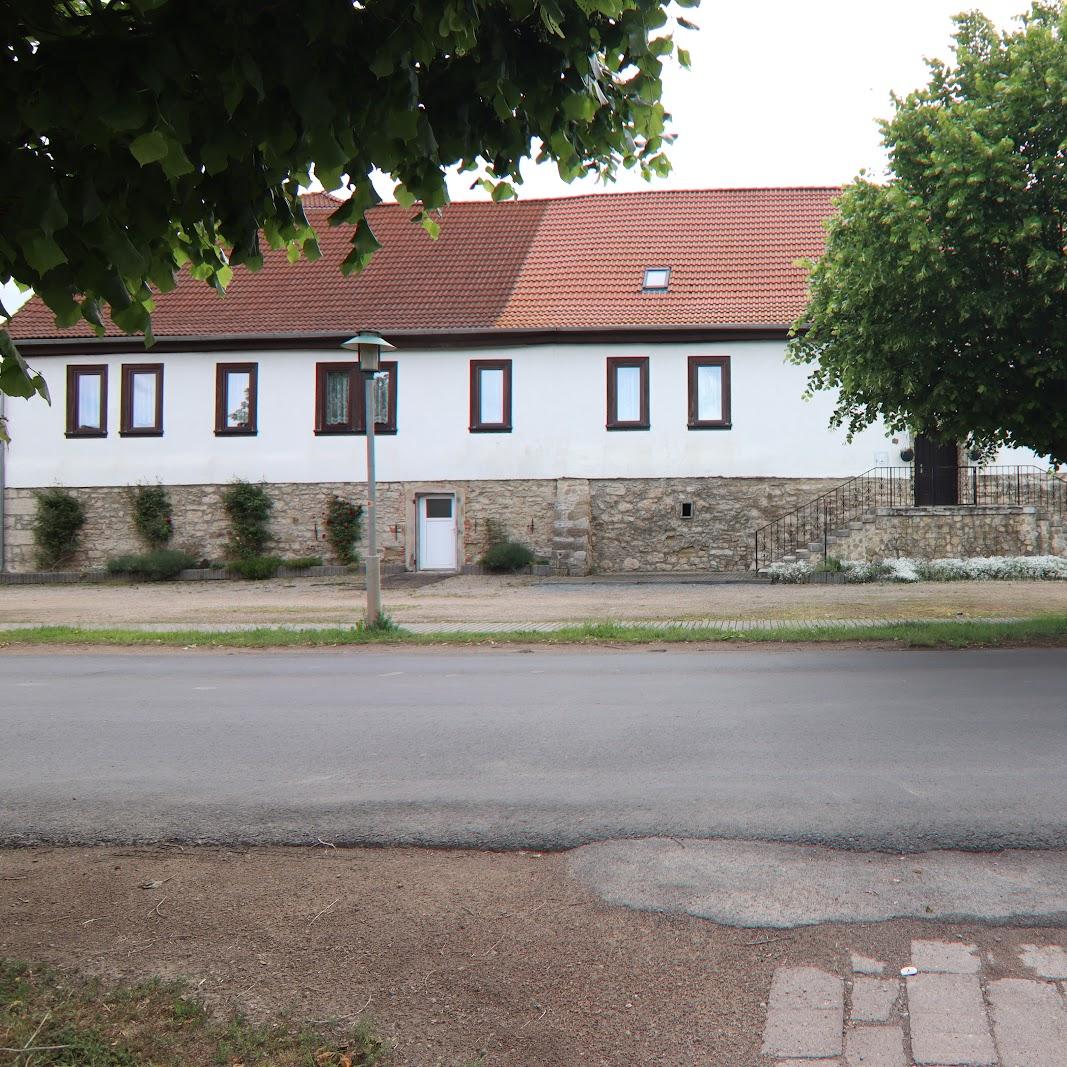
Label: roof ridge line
xmin=303 ymin=186 xmax=844 ymax=211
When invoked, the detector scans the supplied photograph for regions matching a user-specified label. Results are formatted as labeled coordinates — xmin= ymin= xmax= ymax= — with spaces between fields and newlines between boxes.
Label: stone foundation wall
xmin=1 ymin=479 xmax=562 ymax=573
xmin=588 ymin=477 xmax=841 ymax=571
xmin=7 ymin=480 xmax=1061 ymax=575
xmin=831 ymin=505 xmax=1061 ymax=561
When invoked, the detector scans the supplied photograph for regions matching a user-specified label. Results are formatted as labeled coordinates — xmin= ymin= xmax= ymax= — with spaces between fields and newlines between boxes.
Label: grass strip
xmin=0 ymin=958 xmax=398 ymax=1066
xmin=2 ymin=616 xmax=1067 ymax=649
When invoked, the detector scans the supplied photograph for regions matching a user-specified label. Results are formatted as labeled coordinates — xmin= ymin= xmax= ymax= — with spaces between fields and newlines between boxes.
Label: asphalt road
xmin=2 ymin=648 xmax=1066 ymax=851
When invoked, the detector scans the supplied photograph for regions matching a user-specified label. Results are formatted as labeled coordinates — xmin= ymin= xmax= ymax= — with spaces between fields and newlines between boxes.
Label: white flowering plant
xmin=766 ymin=555 xmax=1067 ymax=584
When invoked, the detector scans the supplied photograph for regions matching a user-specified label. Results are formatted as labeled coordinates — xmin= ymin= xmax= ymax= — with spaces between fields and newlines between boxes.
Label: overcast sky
xmin=1 ymin=1 xmax=1032 ymax=315
xmin=455 ymin=0 xmax=1030 ymax=200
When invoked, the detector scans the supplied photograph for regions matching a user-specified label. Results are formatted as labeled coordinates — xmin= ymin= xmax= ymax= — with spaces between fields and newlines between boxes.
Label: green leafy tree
xmin=0 ymin=0 xmax=697 ymax=437
xmin=789 ymin=3 xmax=1067 ymax=462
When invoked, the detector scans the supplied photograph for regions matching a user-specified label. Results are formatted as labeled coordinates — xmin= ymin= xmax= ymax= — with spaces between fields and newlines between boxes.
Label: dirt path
xmin=3 ymin=573 xmax=1067 ymax=626
xmin=2 ymin=846 xmax=1064 ymax=1066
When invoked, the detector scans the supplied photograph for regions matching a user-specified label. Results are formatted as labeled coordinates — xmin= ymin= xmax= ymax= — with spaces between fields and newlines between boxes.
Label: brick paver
xmin=1019 ymin=943 xmax=1067 ymax=980
xmin=851 ymin=953 xmax=887 ymax=976
xmin=850 ymin=977 xmax=900 ymax=1023
xmin=845 ymin=1025 xmax=906 ymax=1067
xmin=906 ymin=973 xmax=996 ymax=1065
xmin=767 ymin=944 xmax=1067 ymax=1067
xmin=987 ymin=978 xmax=1067 ymax=1067
xmin=0 ymin=615 xmax=1024 ymax=636
xmin=762 ymin=967 xmax=844 ymax=1059
xmin=910 ymin=939 xmax=982 ymax=974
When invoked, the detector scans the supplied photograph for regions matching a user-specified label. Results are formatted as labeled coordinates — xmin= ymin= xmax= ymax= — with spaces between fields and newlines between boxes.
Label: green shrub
xmin=230 ymin=554 xmax=283 ymax=580
xmin=33 ymin=487 xmax=86 ymax=570
xmin=481 ymin=539 xmax=535 ymax=573
xmin=284 ymin=555 xmax=323 ymax=570
xmin=356 ymin=610 xmax=401 ymax=634
xmin=129 ymin=483 xmax=173 ymax=548
xmin=106 ymin=548 xmax=196 ymax=581
xmin=106 ymin=554 xmax=140 ymax=575
xmin=324 ymin=494 xmax=363 ymax=565
xmin=222 ymin=480 xmax=273 ymax=559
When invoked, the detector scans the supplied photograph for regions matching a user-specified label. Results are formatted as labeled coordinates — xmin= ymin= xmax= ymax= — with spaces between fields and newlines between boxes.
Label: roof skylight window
xmin=642 ymin=267 xmax=670 ymax=292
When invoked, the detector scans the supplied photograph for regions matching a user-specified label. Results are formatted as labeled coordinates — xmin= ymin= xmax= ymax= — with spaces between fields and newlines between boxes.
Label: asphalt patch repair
xmin=2 ymin=845 xmax=1066 ymax=1066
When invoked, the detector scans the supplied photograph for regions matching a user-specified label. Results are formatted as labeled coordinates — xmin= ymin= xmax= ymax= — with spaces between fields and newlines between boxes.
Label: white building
xmin=3 ymin=189 xmax=1048 ymax=574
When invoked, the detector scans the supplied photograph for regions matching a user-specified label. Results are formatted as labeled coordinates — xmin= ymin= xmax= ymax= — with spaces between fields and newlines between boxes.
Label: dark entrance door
xmin=914 ymin=435 xmax=959 ymax=505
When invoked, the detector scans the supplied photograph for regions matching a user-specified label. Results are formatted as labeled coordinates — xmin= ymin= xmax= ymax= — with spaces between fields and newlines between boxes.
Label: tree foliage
xmin=789 ymin=3 xmax=1067 ymax=462
xmin=0 ymin=0 xmax=697 ymax=434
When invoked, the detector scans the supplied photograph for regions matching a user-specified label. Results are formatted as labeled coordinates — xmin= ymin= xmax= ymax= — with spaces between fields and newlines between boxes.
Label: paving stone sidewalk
xmin=762 ymin=940 xmax=1067 ymax=1066
xmin=0 ymin=616 xmax=1021 ymax=635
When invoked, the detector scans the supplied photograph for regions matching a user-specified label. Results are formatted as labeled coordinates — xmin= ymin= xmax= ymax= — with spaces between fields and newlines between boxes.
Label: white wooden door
xmin=418 ymin=495 xmax=457 ymax=570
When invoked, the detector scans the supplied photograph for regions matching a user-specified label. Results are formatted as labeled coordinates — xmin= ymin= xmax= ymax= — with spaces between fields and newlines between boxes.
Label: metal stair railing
xmin=752 ymin=464 xmax=1067 ymax=572
xmin=753 ymin=466 xmax=913 ymax=572
xmin=951 ymin=464 xmax=1067 ymax=511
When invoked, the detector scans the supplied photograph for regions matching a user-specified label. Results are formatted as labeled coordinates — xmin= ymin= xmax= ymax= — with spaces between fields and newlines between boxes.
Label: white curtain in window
xmin=615 ymin=365 xmax=641 ymax=422
xmin=325 ymin=371 xmax=349 ymax=424
xmin=78 ymin=374 xmax=102 ymax=429
xmin=697 ymin=364 xmax=723 ymax=422
xmin=373 ymin=373 xmax=389 ymax=424
xmin=227 ymin=372 xmax=251 ymax=427
xmin=131 ymin=373 xmax=156 ymax=427
xmin=479 ymin=368 xmax=505 ymax=424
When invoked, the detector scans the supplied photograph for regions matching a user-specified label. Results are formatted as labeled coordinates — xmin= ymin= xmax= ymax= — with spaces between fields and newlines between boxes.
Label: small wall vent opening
xmin=680 ymin=501 xmax=693 ymax=519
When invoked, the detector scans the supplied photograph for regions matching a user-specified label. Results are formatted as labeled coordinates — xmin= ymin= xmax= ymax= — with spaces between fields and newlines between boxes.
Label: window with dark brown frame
xmin=469 ymin=359 xmax=512 ymax=433
xmin=315 ymin=362 xmax=359 ymax=434
xmin=606 ymin=357 xmax=649 ymax=430
xmin=215 ymin=362 xmax=258 ymax=435
xmin=370 ymin=362 xmax=398 ymax=434
xmin=65 ymin=365 xmax=108 ymax=438
xmin=314 ymin=362 xmax=398 ymax=435
xmin=120 ymin=363 xmax=164 ymax=436
xmin=687 ymin=355 xmax=732 ymax=430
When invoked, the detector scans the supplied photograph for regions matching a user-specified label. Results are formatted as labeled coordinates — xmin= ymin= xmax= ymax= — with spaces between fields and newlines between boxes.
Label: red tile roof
xmin=8 ymin=188 xmax=838 ymax=341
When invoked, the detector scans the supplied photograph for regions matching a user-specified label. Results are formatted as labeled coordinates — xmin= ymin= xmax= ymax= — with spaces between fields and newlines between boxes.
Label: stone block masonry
xmin=830 ymin=505 xmax=1057 ymax=561
xmin=1 ymin=479 xmax=562 ymax=574
xmin=7 ymin=476 xmax=1064 ymax=574
xmin=2 ymin=475 xmax=843 ymax=574
xmin=589 ymin=476 xmax=840 ymax=572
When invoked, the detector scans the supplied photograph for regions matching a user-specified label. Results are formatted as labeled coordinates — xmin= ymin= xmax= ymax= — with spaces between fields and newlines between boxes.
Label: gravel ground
xmin=2 ymin=573 xmax=1067 ymax=626
xmin=2 ymin=846 xmax=1063 ymax=1067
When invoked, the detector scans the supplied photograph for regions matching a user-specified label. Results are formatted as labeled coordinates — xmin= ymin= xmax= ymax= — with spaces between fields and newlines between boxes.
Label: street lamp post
xmin=342 ymin=331 xmax=395 ymax=627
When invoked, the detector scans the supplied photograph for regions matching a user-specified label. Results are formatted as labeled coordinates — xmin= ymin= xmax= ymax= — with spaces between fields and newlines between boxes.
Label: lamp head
xmin=341 ymin=331 xmax=395 ymax=373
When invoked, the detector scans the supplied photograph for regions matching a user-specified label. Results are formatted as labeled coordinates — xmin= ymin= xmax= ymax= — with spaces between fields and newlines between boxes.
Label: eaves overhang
xmin=14 ymin=323 xmax=796 ymax=356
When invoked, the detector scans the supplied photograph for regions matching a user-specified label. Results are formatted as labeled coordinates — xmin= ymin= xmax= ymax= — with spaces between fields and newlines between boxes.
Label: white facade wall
xmin=4 ymin=340 xmax=908 ymax=488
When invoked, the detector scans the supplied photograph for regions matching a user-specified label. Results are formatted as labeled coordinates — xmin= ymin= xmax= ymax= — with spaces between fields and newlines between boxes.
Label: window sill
xmin=119 ymin=429 xmax=164 ymax=437
xmin=688 ymin=423 xmax=733 ymax=431
xmin=314 ymin=428 xmax=398 ymax=436
xmin=214 ymin=428 xmax=258 ymax=436
xmin=65 ymin=431 xmax=107 ymax=438
xmin=606 ymin=423 xmax=650 ymax=431
xmin=469 ymin=426 xmax=512 ymax=434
